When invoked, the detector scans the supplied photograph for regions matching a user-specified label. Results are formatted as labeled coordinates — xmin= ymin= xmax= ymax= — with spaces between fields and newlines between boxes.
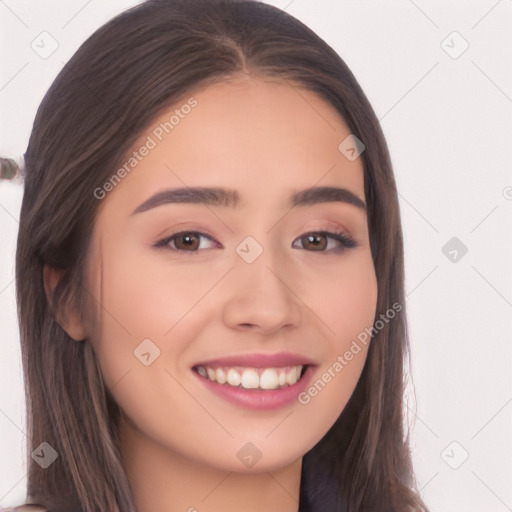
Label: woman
xmin=4 ymin=0 xmax=429 ymax=510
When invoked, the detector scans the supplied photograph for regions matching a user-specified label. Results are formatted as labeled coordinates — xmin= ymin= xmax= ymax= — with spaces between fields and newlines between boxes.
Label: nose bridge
xmin=222 ymin=232 xmax=302 ymax=332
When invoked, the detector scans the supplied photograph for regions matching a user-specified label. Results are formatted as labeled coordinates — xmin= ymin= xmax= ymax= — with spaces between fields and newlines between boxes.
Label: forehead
xmin=98 ymin=76 xmax=365 ymax=214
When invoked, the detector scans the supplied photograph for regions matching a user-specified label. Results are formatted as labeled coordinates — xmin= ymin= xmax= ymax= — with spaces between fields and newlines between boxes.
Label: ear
xmin=43 ymin=264 xmax=87 ymax=341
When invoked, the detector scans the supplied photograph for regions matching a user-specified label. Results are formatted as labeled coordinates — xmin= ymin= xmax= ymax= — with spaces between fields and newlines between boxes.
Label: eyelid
xmin=301 ymin=220 xmax=351 ymax=237
xmin=299 ymin=219 xmax=357 ymax=241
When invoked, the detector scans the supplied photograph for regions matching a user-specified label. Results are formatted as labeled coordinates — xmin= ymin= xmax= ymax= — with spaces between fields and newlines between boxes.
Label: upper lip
xmin=192 ymin=351 xmax=316 ymax=369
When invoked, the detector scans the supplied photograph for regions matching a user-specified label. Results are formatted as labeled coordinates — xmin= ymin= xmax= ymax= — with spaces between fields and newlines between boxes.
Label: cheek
xmin=300 ymin=249 xmax=378 ymax=342
xmin=88 ymin=242 xmax=225 ymax=395
xmin=295 ymin=251 xmax=377 ymax=424
xmin=94 ymin=245 xmax=221 ymax=347
xmin=86 ymin=247 xmax=208 ymax=447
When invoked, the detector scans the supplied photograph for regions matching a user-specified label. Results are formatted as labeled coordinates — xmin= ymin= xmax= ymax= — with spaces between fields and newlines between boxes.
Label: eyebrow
xmin=130 ymin=186 xmax=366 ymax=215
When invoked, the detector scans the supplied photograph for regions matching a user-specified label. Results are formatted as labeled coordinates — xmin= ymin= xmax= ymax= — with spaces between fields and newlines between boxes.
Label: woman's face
xmin=83 ymin=75 xmax=377 ymax=472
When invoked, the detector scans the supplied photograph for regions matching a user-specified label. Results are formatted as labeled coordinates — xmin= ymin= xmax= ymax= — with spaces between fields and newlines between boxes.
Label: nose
xmin=222 ymin=250 xmax=303 ymax=335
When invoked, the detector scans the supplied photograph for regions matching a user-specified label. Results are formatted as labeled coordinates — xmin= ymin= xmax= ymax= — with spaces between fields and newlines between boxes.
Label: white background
xmin=1 ymin=1 xmax=511 ymax=510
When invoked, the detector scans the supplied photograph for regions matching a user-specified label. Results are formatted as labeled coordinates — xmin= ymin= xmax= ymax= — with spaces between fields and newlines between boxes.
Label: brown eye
xmin=154 ymin=231 xmax=218 ymax=253
xmin=173 ymin=232 xmax=200 ymax=251
xmin=300 ymin=233 xmax=327 ymax=251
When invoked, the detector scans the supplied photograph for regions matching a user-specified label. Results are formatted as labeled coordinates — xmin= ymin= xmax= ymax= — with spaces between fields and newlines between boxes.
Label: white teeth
xmin=227 ymin=368 xmax=241 ymax=387
xmin=215 ymin=367 xmax=226 ymax=384
xmin=286 ymin=367 xmax=297 ymax=385
xmin=241 ymin=368 xmax=259 ymax=389
xmin=260 ymin=368 xmax=279 ymax=390
xmin=196 ymin=364 xmax=305 ymax=390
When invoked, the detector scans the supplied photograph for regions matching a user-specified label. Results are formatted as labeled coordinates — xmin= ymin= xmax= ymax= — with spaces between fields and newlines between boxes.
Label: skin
xmin=45 ymin=74 xmax=378 ymax=512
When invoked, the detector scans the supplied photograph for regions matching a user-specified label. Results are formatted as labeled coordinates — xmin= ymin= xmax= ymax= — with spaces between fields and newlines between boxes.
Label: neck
xmin=119 ymin=416 xmax=302 ymax=512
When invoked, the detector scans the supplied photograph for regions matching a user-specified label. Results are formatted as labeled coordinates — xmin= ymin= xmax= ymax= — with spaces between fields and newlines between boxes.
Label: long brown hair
xmin=13 ymin=0 xmax=428 ymax=510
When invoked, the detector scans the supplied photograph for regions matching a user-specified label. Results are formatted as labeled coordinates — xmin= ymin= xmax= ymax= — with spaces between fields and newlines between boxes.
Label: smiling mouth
xmin=193 ymin=364 xmax=309 ymax=390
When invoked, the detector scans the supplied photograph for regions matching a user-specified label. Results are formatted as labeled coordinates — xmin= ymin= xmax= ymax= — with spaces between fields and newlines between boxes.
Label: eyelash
xmin=153 ymin=227 xmax=357 ymax=255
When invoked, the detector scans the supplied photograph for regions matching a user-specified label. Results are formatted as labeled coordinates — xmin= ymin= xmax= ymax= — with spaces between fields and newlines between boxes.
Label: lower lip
xmin=193 ymin=366 xmax=315 ymax=410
